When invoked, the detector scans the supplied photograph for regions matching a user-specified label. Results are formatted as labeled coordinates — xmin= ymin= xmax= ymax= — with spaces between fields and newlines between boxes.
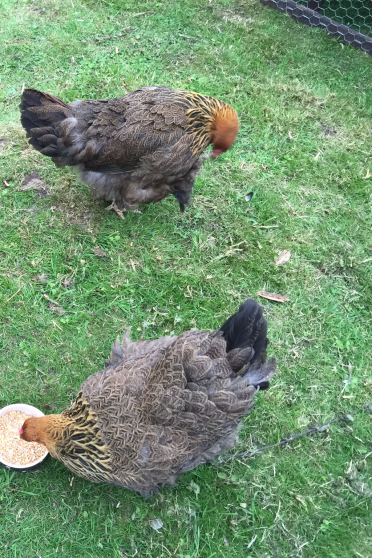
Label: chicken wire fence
xmin=260 ymin=0 xmax=372 ymax=54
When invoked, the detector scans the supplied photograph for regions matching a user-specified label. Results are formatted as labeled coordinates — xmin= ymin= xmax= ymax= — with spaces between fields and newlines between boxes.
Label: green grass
xmin=0 ymin=0 xmax=372 ymax=556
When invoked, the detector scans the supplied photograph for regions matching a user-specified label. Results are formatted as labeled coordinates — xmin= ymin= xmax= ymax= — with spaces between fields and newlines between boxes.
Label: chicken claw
xmin=105 ymin=202 xmax=143 ymax=219
xmin=106 ymin=201 xmax=126 ymax=220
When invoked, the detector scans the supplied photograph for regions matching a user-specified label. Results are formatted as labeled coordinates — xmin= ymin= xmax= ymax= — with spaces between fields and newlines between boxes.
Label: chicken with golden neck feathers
xmin=20 ymin=86 xmax=239 ymax=216
xmin=21 ymin=300 xmax=276 ymax=497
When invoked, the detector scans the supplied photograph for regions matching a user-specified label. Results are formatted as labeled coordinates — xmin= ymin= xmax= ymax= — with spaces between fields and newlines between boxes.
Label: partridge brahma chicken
xmin=20 ymin=86 xmax=239 ymax=216
xmin=20 ymin=299 xmax=276 ymax=496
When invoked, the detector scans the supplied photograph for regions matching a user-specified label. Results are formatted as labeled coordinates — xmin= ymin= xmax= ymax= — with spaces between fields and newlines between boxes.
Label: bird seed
xmin=0 ymin=411 xmax=47 ymax=466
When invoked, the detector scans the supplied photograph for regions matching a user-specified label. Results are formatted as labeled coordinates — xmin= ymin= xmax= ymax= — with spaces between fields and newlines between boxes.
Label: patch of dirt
xmin=65 ymin=208 xmax=94 ymax=230
xmin=51 ymin=200 xmax=95 ymax=231
xmin=320 ymin=123 xmax=337 ymax=137
xmin=0 ymin=137 xmax=6 ymax=152
xmin=19 ymin=172 xmax=50 ymax=197
xmin=32 ymin=273 xmax=48 ymax=283
xmin=61 ymin=277 xmax=74 ymax=289
xmin=221 ymin=9 xmax=255 ymax=26
xmin=93 ymin=246 xmax=107 ymax=257
xmin=47 ymin=302 xmax=65 ymax=315
xmin=345 ymin=463 xmax=372 ymax=498
xmin=281 ymin=84 xmax=325 ymax=108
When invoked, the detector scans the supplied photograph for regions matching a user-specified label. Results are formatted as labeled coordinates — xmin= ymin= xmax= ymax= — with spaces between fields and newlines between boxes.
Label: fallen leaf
xmin=93 ymin=246 xmax=107 ymax=257
xmin=149 ymin=518 xmax=163 ymax=531
xmin=257 ymin=291 xmax=290 ymax=303
xmin=274 ymin=250 xmax=291 ymax=266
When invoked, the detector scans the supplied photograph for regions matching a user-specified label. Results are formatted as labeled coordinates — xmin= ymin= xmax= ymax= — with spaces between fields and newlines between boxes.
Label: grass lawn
xmin=0 ymin=0 xmax=371 ymax=556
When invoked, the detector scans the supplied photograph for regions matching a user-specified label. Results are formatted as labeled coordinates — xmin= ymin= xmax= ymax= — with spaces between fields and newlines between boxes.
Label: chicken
xmin=20 ymin=86 xmax=239 ymax=216
xmin=20 ymin=299 xmax=276 ymax=496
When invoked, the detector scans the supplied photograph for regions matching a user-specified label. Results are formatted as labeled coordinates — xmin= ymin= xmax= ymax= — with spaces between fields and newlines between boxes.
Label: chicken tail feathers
xmin=20 ymin=88 xmax=76 ymax=162
xmin=219 ymin=299 xmax=268 ymax=355
xmin=218 ymin=299 xmax=275 ymax=390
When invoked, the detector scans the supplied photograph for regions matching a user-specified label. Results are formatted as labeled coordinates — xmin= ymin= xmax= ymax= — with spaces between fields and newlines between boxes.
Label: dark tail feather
xmin=219 ymin=299 xmax=268 ymax=357
xmin=20 ymin=88 xmax=71 ymax=158
xmin=241 ymin=357 xmax=276 ymax=391
xmin=219 ymin=299 xmax=275 ymax=390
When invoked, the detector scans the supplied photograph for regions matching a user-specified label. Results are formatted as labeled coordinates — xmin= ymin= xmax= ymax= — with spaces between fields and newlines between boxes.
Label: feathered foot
xmin=139 ymin=487 xmax=159 ymax=498
xmin=105 ymin=201 xmax=142 ymax=219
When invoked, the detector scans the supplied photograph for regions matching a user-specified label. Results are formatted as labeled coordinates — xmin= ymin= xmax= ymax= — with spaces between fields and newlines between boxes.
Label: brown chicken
xmin=20 ymin=86 xmax=239 ymax=216
xmin=20 ymin=300 xmax=276 ymax=496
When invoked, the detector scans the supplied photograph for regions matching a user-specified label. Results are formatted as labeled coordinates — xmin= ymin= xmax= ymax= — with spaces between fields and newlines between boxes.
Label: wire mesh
xmin=302 ymin=1 xmax=372 ymax=36
xmin=260 ymin=0 xmax=372 ymax=54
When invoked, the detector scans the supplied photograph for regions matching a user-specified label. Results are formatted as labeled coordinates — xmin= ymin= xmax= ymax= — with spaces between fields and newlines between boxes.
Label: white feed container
xmin=0 ymin=403 xmax=49 ymax=469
